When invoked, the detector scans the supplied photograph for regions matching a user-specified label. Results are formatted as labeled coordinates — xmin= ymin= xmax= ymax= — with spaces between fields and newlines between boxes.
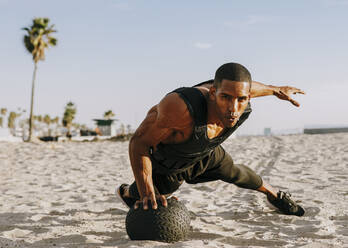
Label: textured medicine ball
xmin=125 ymin=198 xmax=191 ymax=242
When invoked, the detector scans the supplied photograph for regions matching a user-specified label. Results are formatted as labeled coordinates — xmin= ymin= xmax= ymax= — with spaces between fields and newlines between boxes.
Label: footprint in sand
xmin=2 ymin=228 xmax=32 ymax=240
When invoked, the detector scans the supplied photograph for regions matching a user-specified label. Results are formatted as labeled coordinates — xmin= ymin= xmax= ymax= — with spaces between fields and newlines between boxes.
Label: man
xmin=117 ymin=63 xmax=305 ymax=216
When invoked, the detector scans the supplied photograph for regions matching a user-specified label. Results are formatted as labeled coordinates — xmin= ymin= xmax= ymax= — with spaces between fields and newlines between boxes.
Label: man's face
xmin=209 ymin=80 xmax=250 ymax=128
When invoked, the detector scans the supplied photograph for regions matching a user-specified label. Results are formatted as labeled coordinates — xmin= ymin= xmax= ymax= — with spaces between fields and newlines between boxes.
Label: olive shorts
xmin=128 ymin=145 xmax=263 ymax=199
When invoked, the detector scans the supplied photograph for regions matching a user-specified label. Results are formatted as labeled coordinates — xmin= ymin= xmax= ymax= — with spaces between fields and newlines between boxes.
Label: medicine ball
xmin=125 ymin=198 xmax=191 ymax=242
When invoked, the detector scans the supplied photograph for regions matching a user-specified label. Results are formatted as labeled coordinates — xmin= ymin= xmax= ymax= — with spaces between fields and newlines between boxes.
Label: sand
xmin=0 ymin=133 xmax=347 ymax=248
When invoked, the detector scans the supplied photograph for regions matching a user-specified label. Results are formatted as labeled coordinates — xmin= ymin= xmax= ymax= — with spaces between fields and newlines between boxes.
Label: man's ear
xmin=209 ymin=86 xmax=216 ymax=100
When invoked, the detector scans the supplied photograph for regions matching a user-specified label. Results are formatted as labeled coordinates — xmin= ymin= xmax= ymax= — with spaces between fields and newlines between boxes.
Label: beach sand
xmin=0 ymin=133 xmax=347 ymax=248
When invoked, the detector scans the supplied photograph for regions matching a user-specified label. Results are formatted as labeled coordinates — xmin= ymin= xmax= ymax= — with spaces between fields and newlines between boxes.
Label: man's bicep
xmin=132 ymin=93 xmax=191 ymax=148
xmin=132 ymin=107 xmax=174 ymax=149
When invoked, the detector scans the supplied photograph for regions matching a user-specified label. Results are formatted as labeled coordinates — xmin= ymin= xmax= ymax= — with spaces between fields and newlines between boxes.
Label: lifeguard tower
xmin=93 ymin=119 xmax=117 ymax=136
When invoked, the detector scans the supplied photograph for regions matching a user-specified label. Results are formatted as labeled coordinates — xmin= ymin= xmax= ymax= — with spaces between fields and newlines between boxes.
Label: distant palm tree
xmin=0 ymin=108 xmax=7 ymax=116
xmin=52 ymin=116 xmax=59 ymax=124
xmin=43 ymin=114 xmax=51 ymax=136
xmin=104 ymin=110 xmax=115 ymax=120
xmin=37 ymin=115 xmax=43 ymax=123
xmin=43 ymin=114 xmax=51 ymax=126
xmin=0 ymin=108 xmax=7 ymax=128
xmin=50 ymin=116 xmax=59 ymax=136
xmin=8 ymin=112 xmax=19 ymax=129
xmin=62 ymin=102 xmax=76 ymax=139
xmin=23 ymin=17 xmax=57 ymax=142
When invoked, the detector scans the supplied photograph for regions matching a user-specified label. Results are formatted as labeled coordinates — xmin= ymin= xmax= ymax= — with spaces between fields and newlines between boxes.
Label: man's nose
xmin=228 ymin=98 xmax=239 ymax=114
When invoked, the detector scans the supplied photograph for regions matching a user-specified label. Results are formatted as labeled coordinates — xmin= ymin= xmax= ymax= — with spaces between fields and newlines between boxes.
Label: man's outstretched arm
xmin=250 ymin=81 xmax=305 ymax=107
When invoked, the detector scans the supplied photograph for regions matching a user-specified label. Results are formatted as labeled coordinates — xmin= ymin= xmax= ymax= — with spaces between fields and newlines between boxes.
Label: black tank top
xmin=150 ymin=87 xmax=252 ymax=174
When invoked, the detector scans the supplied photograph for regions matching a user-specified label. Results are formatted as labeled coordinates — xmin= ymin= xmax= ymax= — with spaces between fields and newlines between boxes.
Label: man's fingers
xmin=150 ymin=195 xmax=158 ymax=210
xmin=291 ymin=88 xmax=305 ymax=95
xmin=290 ymin=98 xmax=300 ymax=107
xmin=136 ymin=195 xmax=169 ymax=210
xmin=143 ymin=197 xmax=149 ymax=210
xmin=159 ymin=195 xmax=168 ymax=207
xmin=134 ymin=200 xmax=141 ymax=210
xmin=134 ymin=197 xmax=157 ymax=210
xmin=282 ymin=87 xmax=306 ymax=95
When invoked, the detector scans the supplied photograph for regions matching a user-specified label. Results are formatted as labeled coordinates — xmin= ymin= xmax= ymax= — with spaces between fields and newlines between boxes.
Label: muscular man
xmin=117 ymin=63 xmax=305 ymax=216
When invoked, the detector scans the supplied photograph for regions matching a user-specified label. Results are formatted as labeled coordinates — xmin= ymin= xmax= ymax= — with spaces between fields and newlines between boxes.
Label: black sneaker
xmin=116 ymin=184 xmax=136 ymax=209
xmin=267 ymin=191 xmax=305 ymax=216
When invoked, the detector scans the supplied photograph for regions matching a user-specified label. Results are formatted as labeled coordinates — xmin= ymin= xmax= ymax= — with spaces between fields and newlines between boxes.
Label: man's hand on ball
xmin=134 ymin=194 xmax=168 ymax=210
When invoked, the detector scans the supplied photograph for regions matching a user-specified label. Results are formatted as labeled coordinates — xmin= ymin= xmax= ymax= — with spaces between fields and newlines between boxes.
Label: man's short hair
xmin=214 ymin=63 xmax=252 ymax=89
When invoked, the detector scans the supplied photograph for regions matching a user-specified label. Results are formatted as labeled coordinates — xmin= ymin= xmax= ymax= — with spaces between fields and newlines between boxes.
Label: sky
xmin=1 ymin=0 xmax=347 ymax=135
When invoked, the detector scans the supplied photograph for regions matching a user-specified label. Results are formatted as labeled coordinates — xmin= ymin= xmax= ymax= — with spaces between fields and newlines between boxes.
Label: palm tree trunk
xmin=28 ymin=63 xmax=38 ymax=142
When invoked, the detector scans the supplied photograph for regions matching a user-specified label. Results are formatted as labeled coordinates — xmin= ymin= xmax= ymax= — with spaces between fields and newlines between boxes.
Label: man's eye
xmin=238 ymin=97 xmax=247 ymax=101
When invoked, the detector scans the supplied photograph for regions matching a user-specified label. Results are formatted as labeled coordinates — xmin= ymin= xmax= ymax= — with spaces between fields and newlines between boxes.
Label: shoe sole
xmin=295 ymin=205 xmax=305 ymax=216
xmin=115 ymin=185 xmax=131 ymax=209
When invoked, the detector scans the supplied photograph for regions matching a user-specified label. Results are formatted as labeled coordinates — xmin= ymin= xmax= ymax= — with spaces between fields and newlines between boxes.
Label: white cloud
xmin=194 ymin=42 xmax=212 ymax=49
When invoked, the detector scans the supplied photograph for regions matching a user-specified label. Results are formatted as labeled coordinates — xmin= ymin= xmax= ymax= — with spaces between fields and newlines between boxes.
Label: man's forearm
xmin=250 ymin=81 xmax=278 ymax=98
xmin=128 ymin=138 xmax=156 ymax=199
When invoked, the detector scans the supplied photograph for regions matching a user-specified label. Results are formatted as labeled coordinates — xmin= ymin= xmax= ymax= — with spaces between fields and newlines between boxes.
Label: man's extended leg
xmin=185 ymin=145 xmax=304 ymax=216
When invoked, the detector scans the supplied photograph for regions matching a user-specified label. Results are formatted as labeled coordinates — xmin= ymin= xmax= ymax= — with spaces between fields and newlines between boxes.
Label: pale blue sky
xmin=1 ymin=0 xmax=347 ymax=134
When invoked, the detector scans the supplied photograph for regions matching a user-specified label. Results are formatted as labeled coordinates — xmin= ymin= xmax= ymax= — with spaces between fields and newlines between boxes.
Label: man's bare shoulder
xmin=194 ymin=85 xmax=210 ymax=96
xmin=156 ymin=92 xmax=193 ymax=130
xmin=195 ymin=83 xmax=213 ymax=91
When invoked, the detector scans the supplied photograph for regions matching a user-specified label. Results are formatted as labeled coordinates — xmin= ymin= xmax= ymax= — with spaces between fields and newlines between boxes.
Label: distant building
xmin=93 ymin=119 xmax=117 ymax=136
xmin=264 ymin=127 xmax=272 ymax=136
xmin=304 ymin=126 xmax=348 ymax=134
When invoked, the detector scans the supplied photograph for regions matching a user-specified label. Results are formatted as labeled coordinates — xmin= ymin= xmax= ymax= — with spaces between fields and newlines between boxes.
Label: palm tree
xmin=23 ymin=17 xmax=57 ymax=142
xmin=43 ymin=114 xmax=51 ymax=136
xmin=8 ymin=112 xmax=19 ymax=130
xmin=104 ymin=110 xmax=115 ymax=120
xmin=52 ymin=116 xmax=59 ymax=125
xmin=0 ymin=108 xmax=7 ymax=116
xmin=37 ymin=115 xmax=43 ymax=123
xmin=62 ymin=102 xmax=76 ymax=139
xmin=0 ymin=108 xmax=7 ymax=128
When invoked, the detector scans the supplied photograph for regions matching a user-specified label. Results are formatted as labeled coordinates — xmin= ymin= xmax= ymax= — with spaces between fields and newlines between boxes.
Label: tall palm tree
xmin=22 ymin=17 xmax=57 ymax=142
